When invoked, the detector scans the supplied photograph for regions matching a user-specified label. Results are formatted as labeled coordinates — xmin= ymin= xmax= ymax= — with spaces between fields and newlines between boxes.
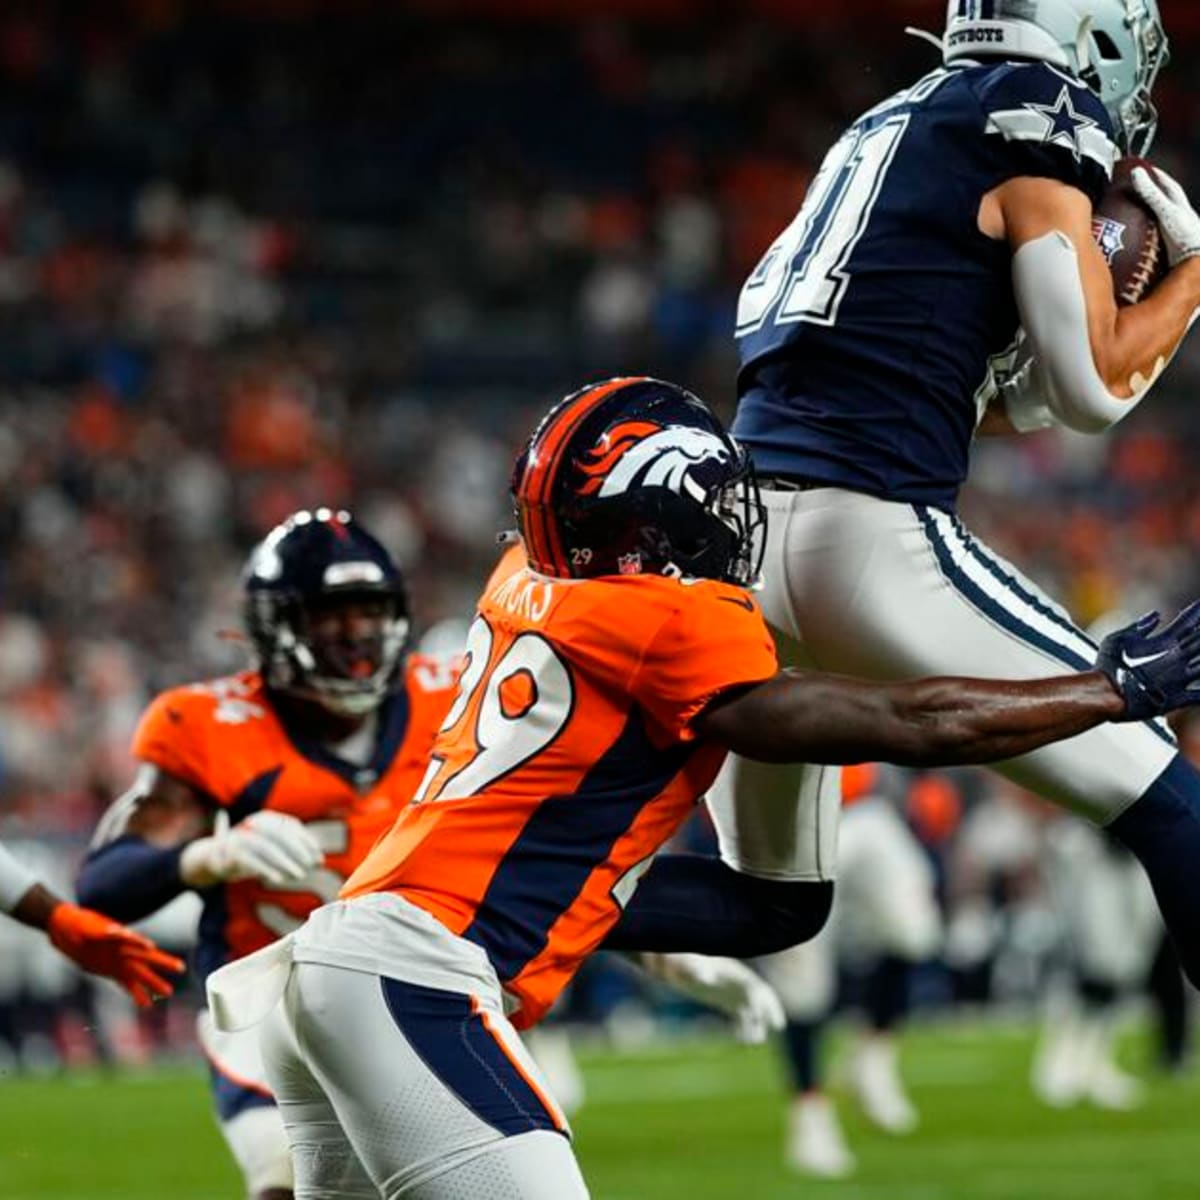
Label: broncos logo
xmin=578 ymin=421 xmax=732 ymax=504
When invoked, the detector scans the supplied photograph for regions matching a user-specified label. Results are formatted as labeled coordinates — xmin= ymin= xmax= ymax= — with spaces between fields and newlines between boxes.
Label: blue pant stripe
xmin=380 ymin=976 xmax=562 ymax=1139
xmin=915 ymin=508 xmax=1175 ymax=749
xmin=946 ymin=511 xmax=1095 ymax=653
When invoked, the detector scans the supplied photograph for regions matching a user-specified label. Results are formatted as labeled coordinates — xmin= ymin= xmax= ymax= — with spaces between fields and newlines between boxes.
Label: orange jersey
xmin=132 ymin=658 xmax=458 ymax=978
xmin=343 ymin=549 xmax=777 ymax=1027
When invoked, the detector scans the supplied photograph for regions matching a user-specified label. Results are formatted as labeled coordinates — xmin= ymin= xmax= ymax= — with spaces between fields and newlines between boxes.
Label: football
xmin=1091 ymin=156 xmax=1168 ymax=306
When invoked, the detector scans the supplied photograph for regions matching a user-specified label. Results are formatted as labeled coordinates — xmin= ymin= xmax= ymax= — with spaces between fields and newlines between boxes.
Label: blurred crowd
xmin=0 ymin=2 xmax=1199 ymax=1070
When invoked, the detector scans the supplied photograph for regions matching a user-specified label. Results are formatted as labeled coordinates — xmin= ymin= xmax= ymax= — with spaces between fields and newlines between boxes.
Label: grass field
xmin=3 ymin=1020 xmax=1197 ymax=1200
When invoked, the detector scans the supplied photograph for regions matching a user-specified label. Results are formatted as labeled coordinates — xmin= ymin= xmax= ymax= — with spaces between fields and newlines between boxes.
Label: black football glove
xmin=1095 ymin=602 xmax=1200 ymax=722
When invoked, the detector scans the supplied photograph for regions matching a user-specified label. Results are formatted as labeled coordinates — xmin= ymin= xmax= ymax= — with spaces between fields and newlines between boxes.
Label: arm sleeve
xmin=976 ymin=62 xmax=1115 ymax=201
xmin=76 ymin=838 xmax=188 ymax=923
xmin=0 ymin=840 xmax=38 ymax=913
xmin=630 ymin=585 xmax=777 ymax=743
xmin=1013 ymin=231 xmax=1157 ymax=432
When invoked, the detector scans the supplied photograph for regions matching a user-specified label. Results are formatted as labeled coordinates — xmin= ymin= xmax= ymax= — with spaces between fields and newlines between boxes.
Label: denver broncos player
xmin=716 ymin=0 xmax=1200 ymax=996
xmin=212 ymin=378 xmax=1200 ymax=1200
xmin=77 ymin=509 xmax=459 ymax=1200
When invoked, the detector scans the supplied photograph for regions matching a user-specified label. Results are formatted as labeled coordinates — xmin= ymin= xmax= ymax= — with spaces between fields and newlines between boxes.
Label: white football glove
xmin=180 ymin=810 xmax=323 ymax=889
xmin=639 ymin=952 xmax=786 ymax=1045
xmin=1131 ymin=166 xmax=1200 ymax=268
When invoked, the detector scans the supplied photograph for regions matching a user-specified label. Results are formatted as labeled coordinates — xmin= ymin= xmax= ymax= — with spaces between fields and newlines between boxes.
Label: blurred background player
xmin=1032 ymin=816 xmax=1160 ymax=1110
xmin=0 ymin=839 xmax=182 ymax=1010
xmin=760 ymin=764 xmax=943 ymax=1177
xmin=713 ymin=0 xmax=1200 ymax=1005
xmin=221 ymin=376 xmax=1200 ymax=1200
xmin=76 ymin=508 xmax=460 ymax=1200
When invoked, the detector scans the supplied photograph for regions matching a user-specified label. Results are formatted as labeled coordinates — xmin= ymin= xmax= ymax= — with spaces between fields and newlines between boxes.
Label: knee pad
xmin=738 ymin=878 xmax=834 ymax=958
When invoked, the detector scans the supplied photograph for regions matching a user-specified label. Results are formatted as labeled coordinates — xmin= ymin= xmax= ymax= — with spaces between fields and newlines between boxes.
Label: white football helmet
xmin=941 ymin=0 xmax=1169 ymax=154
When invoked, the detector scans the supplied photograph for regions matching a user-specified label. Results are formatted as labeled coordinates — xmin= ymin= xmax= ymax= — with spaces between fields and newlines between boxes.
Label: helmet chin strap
xmin=905 ymin=26 xmax=944 ymax=54
xmin=1075 ymin=15 xmax=1095 ymax=76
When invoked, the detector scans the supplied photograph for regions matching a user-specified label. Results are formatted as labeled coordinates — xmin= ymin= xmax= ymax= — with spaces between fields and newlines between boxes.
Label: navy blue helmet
xmin=243 ymin=508 xmax=410 ymax=716
xmin=512 ymin=377 xmax=765 ymax=588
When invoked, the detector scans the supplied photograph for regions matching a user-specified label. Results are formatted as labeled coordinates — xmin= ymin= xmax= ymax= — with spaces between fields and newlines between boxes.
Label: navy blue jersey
xmin=733 ymin=61 xmax=1115 ymax=510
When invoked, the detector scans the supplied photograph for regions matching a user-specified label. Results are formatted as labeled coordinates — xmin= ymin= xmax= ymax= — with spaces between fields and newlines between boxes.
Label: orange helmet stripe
xmin=524 ymin=376 xmax=647 ymax=575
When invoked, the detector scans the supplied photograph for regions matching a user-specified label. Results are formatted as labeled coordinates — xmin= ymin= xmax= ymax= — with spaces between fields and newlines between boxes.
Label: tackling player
xmin=216 ymin=378 xmax=1200 ymax=1200
xmin=0 ymin=841 xmax=181 ymax=1006
xmin=77 ymin=509 xmax=461 ymax=1200
xmin=717 ymin=0 xmax=1200 ymax=993
xmin=76 ymin=506 xmax=781 ymax=1200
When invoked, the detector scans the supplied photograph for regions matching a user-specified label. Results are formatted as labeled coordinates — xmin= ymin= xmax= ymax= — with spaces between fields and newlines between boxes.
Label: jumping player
xmin=716 ymin=0 xmax=1200 ymax=990
xmin=219 ymin=378 xmax=1200 ymax=1200
xmin=0 ymin=841 xmax=181 ymax=1006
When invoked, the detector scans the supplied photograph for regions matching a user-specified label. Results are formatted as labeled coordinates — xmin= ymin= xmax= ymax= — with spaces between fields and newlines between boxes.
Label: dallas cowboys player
xmin=710 ymin=0 xmax=1200 ymax=988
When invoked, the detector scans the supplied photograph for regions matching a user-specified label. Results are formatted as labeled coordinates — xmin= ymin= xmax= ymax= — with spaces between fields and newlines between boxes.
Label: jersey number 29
xmin=413 ymin=615 xmax=574 ymax=803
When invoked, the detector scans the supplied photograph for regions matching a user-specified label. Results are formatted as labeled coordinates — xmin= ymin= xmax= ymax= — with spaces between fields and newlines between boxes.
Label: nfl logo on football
xmin=1091 ymin=216 xmax=1127 ymax=266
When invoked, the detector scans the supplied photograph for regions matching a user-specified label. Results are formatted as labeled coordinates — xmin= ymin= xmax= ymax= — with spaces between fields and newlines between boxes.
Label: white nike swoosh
xmin=1123 ymin=649 xmax=1169 ymax=669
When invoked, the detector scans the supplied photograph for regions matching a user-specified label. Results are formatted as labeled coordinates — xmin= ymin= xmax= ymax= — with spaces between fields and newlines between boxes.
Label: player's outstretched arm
xmin=78 ymin=766 xmax=322 ymax=922
xmin=695 ymin=606 xmax=1200 ymax=768
xmin=1 ymin=842 xmax=183 ymax=1007
xmin=989 ymin=176 xmax=1200 ymax=427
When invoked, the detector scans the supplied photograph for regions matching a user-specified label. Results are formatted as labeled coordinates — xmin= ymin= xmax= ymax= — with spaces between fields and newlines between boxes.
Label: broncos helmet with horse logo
xmin=511 ymin=377 xmax=766 ymax=587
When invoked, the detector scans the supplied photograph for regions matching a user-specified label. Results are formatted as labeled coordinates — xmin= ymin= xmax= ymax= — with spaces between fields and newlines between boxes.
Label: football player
xmin=213 ymin=378 xmax=1200 ymax=1200
xmin=77 ymin=509 xmax=461 ymax=1200
xmin=0 ymin=841 xmax=182 ymax=1006
xmin=76 ymin=506 xmax=779 ymax=1200
xmin=716 ymin=0 xmax=1200 ymax=995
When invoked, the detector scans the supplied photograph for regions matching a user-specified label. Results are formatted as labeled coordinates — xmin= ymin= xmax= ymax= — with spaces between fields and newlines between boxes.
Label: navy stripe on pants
xmin=380 ymin=976 xmax=563 ymax=1139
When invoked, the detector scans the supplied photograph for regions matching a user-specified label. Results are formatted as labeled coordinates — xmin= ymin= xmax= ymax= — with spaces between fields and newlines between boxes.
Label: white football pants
xmin=709 ymin=487 xmax=1175 ymax=882
xmin=259 ymin=961 xmax=588 ymax=1200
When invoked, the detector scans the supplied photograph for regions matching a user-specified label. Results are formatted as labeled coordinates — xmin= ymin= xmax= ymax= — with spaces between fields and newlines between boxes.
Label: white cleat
xmin=786 ymin=1093 xmax=857 ymax=1179
xmin=1031 ymin=1017 xmax=1085 ymax=1108
xmin=1085 ymin=1059 xmax=1145 ymax=1111
xmin=850 ymin=1036 xmax=918 ymax=1134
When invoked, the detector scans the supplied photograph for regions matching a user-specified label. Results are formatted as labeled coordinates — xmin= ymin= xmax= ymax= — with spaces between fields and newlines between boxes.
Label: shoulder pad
xmin=975 ymin=62 xmax=1115 ymax=180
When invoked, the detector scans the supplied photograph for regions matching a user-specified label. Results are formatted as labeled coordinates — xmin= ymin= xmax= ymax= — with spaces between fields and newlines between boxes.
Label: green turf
xmin=1 ymin=1021 xmax=1196 ymax=1199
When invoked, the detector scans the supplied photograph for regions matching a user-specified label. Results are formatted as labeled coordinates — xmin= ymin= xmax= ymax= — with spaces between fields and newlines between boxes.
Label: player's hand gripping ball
xmin=1092 ymin=157 xmax=1169 ymax=305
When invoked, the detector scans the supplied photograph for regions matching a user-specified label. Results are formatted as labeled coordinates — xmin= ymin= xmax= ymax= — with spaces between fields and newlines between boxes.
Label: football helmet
xmin=512 ymin=377 xmax=765 ymax=588
xmin=243 ymin=508 xmax=410 ymax=717
xmin=941 ymin=0 xmax=1169 ymax=155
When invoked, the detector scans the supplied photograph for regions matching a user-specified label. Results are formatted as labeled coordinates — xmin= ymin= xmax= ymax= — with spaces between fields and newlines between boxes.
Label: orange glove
xmin=46 ymin=903 xmax=185 ymax=1007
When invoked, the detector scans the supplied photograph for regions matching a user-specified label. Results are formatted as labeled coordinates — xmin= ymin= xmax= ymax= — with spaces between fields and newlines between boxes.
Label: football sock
xmin=864 ymin=955 xmax=910 ymax=1033
xmin=1147 ymin=934 xmax=1189 ymax=1071
xmin=1109 ymin=753 xmax=1200 ymax=989
xmin=782 ymin=1019 xmax=823 ymax=1093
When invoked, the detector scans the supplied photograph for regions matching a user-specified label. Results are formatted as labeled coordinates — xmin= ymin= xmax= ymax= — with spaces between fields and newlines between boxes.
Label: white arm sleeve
xmin=1012 ymin=231 xmax=1158 ymax=434
xmin=0 ymin=840 xmax=38 ymax=913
